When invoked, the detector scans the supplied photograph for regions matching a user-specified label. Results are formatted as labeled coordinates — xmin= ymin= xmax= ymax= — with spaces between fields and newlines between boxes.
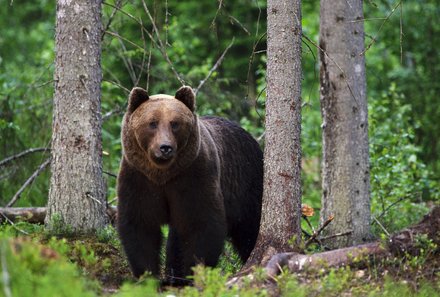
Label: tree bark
xmin=245 ymin=0 xmax=302 ymax=267
xmin=46 ymin=0 xmax=108 ymax=232
xmin=319 ymin=0 xmax=371 ymax=248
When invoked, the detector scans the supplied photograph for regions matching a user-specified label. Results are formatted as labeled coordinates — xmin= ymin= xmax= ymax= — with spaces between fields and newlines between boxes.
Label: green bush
xmin=369 ymin=83 xmax=439 ymax=234
xmin=0 ymin=237 xmax=98 ymax=297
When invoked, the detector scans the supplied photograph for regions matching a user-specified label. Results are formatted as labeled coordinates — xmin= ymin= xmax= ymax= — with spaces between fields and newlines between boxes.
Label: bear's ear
xmin=128 ymin=87 xmax=149 ymax=113
xmin=175 ymin=86 xmax=195 ymax=112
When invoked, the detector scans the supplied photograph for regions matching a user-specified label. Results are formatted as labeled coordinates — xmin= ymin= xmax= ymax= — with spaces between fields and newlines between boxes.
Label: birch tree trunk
xmin=319 ymin=0 xmax=371 ymax=248
xmin=246 ymin=0 xmax=302 ymax=266
xmin=45 ymin=0 xmax=108 ymax=232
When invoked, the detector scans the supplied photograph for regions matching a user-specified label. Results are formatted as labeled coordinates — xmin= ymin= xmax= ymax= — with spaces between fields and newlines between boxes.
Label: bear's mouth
xmin=151 ymin=155 xmax=174 ymax=167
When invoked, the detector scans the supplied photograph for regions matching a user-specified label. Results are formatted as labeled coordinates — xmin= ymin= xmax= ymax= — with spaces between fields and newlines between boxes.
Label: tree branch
xmin=194 ymin=38 xmax=235 ymax=95
xmin=5 ymin=158 xmax=51 ymax=207
xmin=0 ymin=148 xmax=49 ymax=168
xmin=0 ymin=206 xmax=117 ymax=224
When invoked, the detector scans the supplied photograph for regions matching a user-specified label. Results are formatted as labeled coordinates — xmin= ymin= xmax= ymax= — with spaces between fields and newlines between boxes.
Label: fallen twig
xmin=0 ymin=206 xmax=117 ymax=224
xmin=0 ymin=207 xmax=46 ymax=224
xmin=265 ymin=242 xmax=388 ymax=277
xmin=228 ymin=206 xmax=440 ymax=286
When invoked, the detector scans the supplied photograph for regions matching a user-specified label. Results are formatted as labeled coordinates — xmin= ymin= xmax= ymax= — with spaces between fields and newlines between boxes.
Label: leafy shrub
xmin=0 ymin=237 xmax=98 ymax=297
xmin=369 ymin=84 xmax=439 ymax=234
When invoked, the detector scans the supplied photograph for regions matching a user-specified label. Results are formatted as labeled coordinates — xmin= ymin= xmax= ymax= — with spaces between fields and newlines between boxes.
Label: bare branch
xmin=135 ymin=16 xmax=148 ymax=87
xmin=165 ymin=0 xmax=170 ymax=46
xmin=102 ymin=0 xmax=123 ymax=41
xmin=102 ymin=78 xmax=130 ymax=93
xmin=140 ymin=0 xmax=186 ymax=86
xmin=103 ymin=2 xmax=185 ymax=86
xmin=105 ymin=30 xmax=144 ymax=51
xmin=102 ymin=106 xmax=124 ymax=121
xmin=372 ymin=216 xmax=391 ymax=237
xmin=210 ymin=0 xmax=224 ymax=29
xmin=375 ymin=194 xmax=413 ymax=221
xmin=0 ymin=212 xmax=29 ymax=235
xmin=116 ymin=35 xmax=137 ymax=85
xmin=361 ymin=0 xmax=402 ymax=56
xmin=194 ymin=38 xmax=235 ymax=95
xmin=146 ymin=43 xmax=153 ymax=92
xmin=305 ymin=215 xmax=335 ymax=247
xmin=0 ymin=147 xmax=49 ymax=168
xmin=103 ymin=170 xmax=117 ymax=178
xmin=6 ymin=158 xmax=51 ymax=207
xmin=303 ymin=34 xmax=359 ymax=107
xmin=319 ymin=231 xmax=353 ymax=241
xmin=107 ymin=197 xmax=118 ymax=205
xmin=228 ymin=15 xmax=250 ymax=35
xmin=399 ymin=1 xmax=403 ymax=64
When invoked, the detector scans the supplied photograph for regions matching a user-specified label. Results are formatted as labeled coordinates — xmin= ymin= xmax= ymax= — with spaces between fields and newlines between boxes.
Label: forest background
xmin=1 ymin=0 xmax=440 ymax=295
xmin=1 ymin=0 xmax=438 ymax=234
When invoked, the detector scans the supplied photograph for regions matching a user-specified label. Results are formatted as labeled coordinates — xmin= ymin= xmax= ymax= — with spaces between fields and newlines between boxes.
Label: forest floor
xmin=1 ymin=220 xmax=439 ymax=297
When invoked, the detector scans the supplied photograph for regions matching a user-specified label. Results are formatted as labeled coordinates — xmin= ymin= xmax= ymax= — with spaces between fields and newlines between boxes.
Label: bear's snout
xmin=150 ymin=143 xmax=176 ymax=166
xmin=159 ymin=145 xmax=174 ymax=157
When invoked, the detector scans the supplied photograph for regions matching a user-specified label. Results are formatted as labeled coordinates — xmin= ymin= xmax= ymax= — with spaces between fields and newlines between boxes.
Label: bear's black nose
xmin=160 ymin=145 xmax=173 ymax=156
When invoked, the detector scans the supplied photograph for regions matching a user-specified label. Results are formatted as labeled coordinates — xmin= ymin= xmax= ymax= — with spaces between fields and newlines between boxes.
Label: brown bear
xmin=117 ymin=86 xmax=263 ymax=284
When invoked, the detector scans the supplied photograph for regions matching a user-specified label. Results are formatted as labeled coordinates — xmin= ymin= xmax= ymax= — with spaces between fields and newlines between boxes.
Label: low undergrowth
xmin=0 ymin=221 xmax=438 ymax=296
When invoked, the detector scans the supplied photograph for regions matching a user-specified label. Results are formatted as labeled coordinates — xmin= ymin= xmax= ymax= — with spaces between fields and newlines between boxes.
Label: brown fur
xmin=117 ymin=86 xmax=263 ymax=284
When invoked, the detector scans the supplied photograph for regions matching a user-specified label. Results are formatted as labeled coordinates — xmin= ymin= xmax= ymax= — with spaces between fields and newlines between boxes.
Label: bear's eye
xmin=170 ymin=121 xmax=180 ymax=131
xmin=149 ymin=121 xmax=158 ymax=129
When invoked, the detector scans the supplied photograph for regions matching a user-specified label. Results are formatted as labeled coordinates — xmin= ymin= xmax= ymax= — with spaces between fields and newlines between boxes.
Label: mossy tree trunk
xmin=45 ymin=0 xmax=108 ymax=232
xmin=245 ymin=0 xmax=302 ymax=267
xmin=319 ymin=0 xmax=371 ymax=248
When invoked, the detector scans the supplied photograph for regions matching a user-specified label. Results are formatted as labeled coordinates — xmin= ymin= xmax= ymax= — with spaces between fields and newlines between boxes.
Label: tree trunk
xmin=46 ymin=0 xmax=108 ymax=232
xmin=319 ymin=0 xmax=371 ymax=248
xmin=245 ymin=0 xmax=302 ymax=267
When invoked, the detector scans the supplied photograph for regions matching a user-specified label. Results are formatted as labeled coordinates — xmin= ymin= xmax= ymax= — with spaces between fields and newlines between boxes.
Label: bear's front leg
xmin=118 ymin=220 xmax=162 ymax=278
xmin=117 ymin=160 xmax=167 ymax=278
xmin=164 ymin=228 xmax=186 ymax=285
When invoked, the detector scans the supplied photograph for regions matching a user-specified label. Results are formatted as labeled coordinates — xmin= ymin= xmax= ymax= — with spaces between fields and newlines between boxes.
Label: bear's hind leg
xmin=230 ymin=219 xmax=259 ymax=263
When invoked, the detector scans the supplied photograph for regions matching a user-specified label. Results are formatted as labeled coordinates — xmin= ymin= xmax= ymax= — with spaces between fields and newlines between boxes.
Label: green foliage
xmin=367 ymin=277 xmax=439 ymax=297
xmin=114 ymin=278 xmax=159 ymax=297
xmin=369 ymin=84 xmax=439 ymax=234
xmin=96 ymin=224 xmax=120 ymax=246
xmin=172 ymin=266 xmax=267 ymax=297
xmin=45 ymin=213 xmax=75 ymax=237
xmin=0 ymin=2 xmax=54 ymax=206
xmin=0 ymin=238 xmax=97 ymax=297
xmin=365 ymin=0 xmax=440 ymax=174
xmin=217 ymin=241 xmax=243 ymax=275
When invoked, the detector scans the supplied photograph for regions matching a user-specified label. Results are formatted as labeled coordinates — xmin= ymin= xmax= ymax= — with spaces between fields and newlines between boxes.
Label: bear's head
xmin=122 ymin=86 xmax=200 ymax=182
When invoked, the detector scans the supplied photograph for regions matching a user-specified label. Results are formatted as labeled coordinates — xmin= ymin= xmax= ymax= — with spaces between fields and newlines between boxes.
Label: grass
xmin=0 ymin=221 xmax=438 ymax=296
